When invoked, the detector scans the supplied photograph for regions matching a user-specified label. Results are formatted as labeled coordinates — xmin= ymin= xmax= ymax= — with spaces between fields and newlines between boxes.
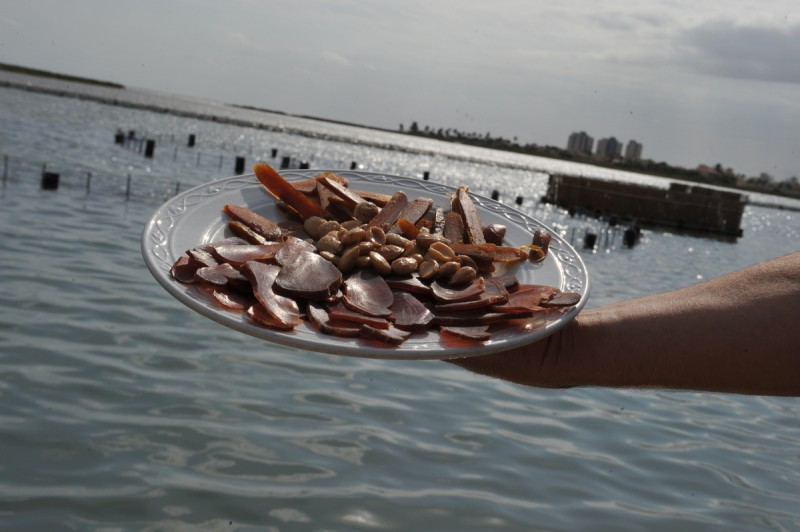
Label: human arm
xmin=449 ymin=252 xmax=800 ymax=396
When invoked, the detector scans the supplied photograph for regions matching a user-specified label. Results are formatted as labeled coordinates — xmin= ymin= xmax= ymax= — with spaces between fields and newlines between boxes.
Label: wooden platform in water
xmin=543 ymin=174 xmax=746 ymax=237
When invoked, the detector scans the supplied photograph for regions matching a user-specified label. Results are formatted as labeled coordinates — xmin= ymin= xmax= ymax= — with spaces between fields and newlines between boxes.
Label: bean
xmin=341 ymin=219 xmax=361 ymax=230
xmin=318 ymin=220 xmax=341 ymax=236
xmin=377 ymin=244 xmax=404 ymax=262
xmin=341 ymin=227 xmax=367 ymax=246
xmin=358 ymin=241 xmax=375 ymax=255
xmin=319 ymin=250 xmax=339 ymax=264
xmin=429 ymin=241 xmax=455 ymax=260
xmin=385 ymin=233 xmax=411 ymax=247
xmin=354 ymin=201 xmax=379 ymax=223
xmin=369 ymin=226 xmax=386 ymax=246
xmin=369 ymin=251 xmax=392 ymax=275
xmin=416 ymin=232 xmax=450 ymax=249
xmin=418 ymin=259 xmax=439 ymax=280
xmin=303 ymin=216 xmax=326 ymax=239
xmin=449 ymin=265 xmax=476 ymax=285
xmin=317 ymin=234 xmax=343 ymax=255
xmin=391 ymin=257 xmax=418 ymax=276
xmin=338 ymin=245 xmax=360 ymax=272
xmin=437 ymin=261 xmax=460 ymax=280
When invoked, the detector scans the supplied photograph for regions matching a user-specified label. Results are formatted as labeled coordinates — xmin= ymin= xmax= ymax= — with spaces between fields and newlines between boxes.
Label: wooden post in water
xmin=41 ymin=171 xmax=60 ymax=190
xmin=188 ymin=134 xmax=196 ymax=147
xmin=86 ymin=172 xmax=92 ymax=194
xmin=235 ymin=156 xmax=245 ymax=175
xmin=583 ymin=230 xmax=597 ymax=249
xmin=125 ymin=173 xmax=132 ymax=200
xmin=3 ymin=154 xmax=8 ymax=186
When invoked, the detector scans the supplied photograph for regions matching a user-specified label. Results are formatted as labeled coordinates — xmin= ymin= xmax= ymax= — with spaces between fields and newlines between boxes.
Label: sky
xmin=1 ymin=0 xmax=799 ymax=179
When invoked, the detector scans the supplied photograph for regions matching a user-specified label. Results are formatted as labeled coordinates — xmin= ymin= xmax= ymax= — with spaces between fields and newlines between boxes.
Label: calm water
xmin=1 ymin=78 xmax=800 ymax=531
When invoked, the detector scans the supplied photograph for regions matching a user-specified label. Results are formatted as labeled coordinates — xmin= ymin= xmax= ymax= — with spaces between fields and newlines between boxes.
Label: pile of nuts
xmin=303 ymin=216 xmax=478 ymax=285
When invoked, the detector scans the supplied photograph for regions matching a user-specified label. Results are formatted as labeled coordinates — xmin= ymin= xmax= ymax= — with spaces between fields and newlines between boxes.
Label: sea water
xmin=1 ymin=77 xmax=799 ymax=531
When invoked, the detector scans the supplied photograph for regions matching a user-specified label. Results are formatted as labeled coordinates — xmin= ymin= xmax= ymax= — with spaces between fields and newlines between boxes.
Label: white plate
xmin=142 ymin=170 xmax=589 ymax=360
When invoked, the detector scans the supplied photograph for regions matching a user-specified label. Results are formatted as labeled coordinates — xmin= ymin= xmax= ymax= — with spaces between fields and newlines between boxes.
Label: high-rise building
xmin=567 ymin=131 xmax=594 ymax=155
xmin=624 ymin=140 xmax=643 ymax=161
xmin=595 ymin=137 xmax=622 ymax=160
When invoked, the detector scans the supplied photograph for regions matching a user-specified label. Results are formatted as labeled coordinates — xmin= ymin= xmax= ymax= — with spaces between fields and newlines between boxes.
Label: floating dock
xmin=543 ymin=174 xmax=747 ymax=237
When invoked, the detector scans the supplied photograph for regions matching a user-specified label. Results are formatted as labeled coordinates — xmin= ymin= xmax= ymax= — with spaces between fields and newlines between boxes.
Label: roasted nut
xmin=416 ymin=232 xmax=450 ymax=249
xmin=418 ymin=259 xmax=439 ymax=280
xmin=449 ymin=265 xmax=476 ymax=285
xmin=369 ymin=226 xmax=386 ymax=246
xmin=338 ymin=245 xmax=360 ymax=272
xmin=530 ymin=229 xmax=552 ymax=262
xmin=369 ymin=251 xmax=392 ymax=275
xmin=407 ymin=252 xmax=424 ymax=265
xmin=438 ymin=261 xmax=460 ymax=280
xmin=358 ymin=241 xmax=375 ymax=255
xmin=316 ymin=234 xmax=343 ymax=255
xmin=391 ymin=257 xmax=418 ymax=276
xmin=483 ymin=223 xmax=507 ymax=245
xmin=377 ymin=244 xmax=404 ymax=262
xmin=356 ymin=255 xmax=371 ymax=268
xmin=429 ymin=241 xmax=455 ymax=261
xmin=303 ymin=216 xmax=326 ymax=239
xmin=385 ymin=233 xmax=411 ymax=247
xmin=319 ymin=250 xmax=339 ymax=264
xmin=341 ymin=227 xmax=367 ymax=246
xmin=457 ymin=254 xmax=479 ymax=270
xmin=341 ymin=219 xmax=361 ymax=230
xmin=354 ymin=201 xmax=380 ymax=223
xmin=318 ymin=220 xmax=341 ymax=236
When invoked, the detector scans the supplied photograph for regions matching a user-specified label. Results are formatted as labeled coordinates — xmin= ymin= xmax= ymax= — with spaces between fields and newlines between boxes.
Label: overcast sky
xmin=2 ymin=0 xmax=799 ymax=178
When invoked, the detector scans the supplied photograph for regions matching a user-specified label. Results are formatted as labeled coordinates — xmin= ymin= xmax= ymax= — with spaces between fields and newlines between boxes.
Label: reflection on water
xmin=1 ymin=81 xmax=799 ymax=530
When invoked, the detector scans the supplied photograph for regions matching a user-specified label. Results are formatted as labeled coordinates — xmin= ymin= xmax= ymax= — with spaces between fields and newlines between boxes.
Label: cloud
xmin=679 ymin=21 xmax=800 ymax=84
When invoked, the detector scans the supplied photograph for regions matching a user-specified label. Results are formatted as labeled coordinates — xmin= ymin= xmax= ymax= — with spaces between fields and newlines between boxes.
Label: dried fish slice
xmin=359 ymin=324 xmax=411 ymax=345
xmin=342 ymin=269 xmax=394 ymax=317
xmin=223 ymin=204 xmax=283 ymax=241
xmin=431 ymin=276 xmax=485 ymax=303
xmin=210 ymin=243 xmax=283 ymax=266
xmin=389 ymin=292 xmax=434 ymax=332
xmin=241 ymin=262 xmax=303 ymax=329
xmin=452 ymin=185 xmax=486 ymax=245
xmin=307 ymin=301 xmax=361 ymax=338
xmin=274 ymin=251 xmax=342 ymax=300
xmin=443 ymin=211 xmax=465 ymax=243
xmin=366 ymin=191 xmax=408 ymax=229
xmin=254 ymin=163 xmax=328 ymax=220
xmin=388 ymin=197 xmax=433 ymax=233
xmin=440 ymin=325 xmax=491 ymax=342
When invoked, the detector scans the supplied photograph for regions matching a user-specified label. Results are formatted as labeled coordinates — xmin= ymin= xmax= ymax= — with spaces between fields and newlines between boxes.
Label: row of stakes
xmin=13 ymin=129 xmax=638 ymax=249
xmin=112 ymin=130 xmax=531 ymax=205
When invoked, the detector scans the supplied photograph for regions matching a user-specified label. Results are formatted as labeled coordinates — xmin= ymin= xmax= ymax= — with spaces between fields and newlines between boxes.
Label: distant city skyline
xmin=567 ymin=131 xmax=643 ymax=163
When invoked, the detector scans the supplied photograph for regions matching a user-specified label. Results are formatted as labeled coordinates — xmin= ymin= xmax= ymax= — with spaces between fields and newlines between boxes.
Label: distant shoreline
xmin=2 ymin=62 xmax=797 ymax=205
xmin=0 ymin=62 xmax=124 ymax=89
